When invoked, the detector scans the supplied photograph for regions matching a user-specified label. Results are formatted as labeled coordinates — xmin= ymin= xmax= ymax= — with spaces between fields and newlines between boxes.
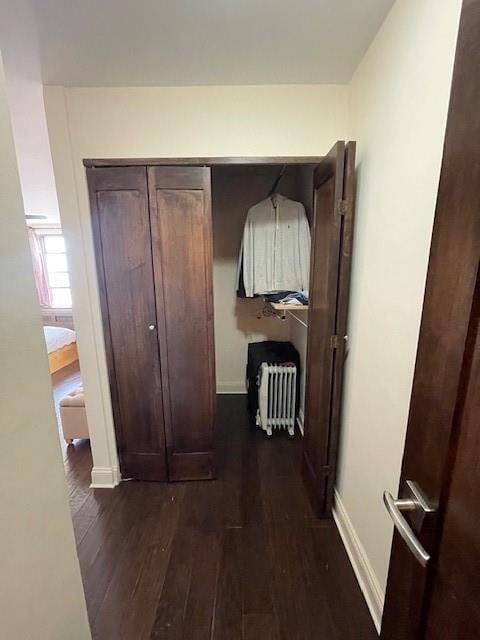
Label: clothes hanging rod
xmin=83 ymin=156 xmax=325 ymax=168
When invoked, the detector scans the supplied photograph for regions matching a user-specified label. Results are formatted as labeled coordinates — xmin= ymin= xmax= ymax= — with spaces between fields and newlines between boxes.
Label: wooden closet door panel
xmin=148 ymin=166 xmax=215 ymax=481
xmin=87 ymin=166 xmax=168 ymax=481
xmin=303 ymin=141 xmax=356 ymax=517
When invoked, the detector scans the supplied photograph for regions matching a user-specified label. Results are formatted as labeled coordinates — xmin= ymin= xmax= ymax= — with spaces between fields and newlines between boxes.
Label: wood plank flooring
xmin=65 ymin=395 xmax=378 ymax=640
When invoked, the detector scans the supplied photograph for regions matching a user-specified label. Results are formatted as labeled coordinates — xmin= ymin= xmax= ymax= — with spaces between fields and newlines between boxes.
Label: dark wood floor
xmin=64 ymin=395 xmax=377 ymax=640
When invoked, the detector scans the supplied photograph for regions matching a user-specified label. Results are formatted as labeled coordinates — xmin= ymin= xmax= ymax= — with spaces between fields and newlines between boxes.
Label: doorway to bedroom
xmin=26 ymin=219 xmax=91 ymax=477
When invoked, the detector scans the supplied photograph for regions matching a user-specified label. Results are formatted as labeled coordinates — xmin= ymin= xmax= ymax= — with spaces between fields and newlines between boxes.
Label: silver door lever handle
xmin=383 ymin=480 xmax=434 ymax=568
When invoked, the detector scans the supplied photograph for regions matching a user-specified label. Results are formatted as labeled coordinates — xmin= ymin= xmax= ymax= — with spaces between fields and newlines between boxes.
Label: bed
xmin=43 ymin=326 xmax=79 ymax=374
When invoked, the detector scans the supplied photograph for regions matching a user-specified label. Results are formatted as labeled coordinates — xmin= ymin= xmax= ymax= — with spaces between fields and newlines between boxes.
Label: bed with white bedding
xmin=43 ymin=326 xmax=78 ymax=373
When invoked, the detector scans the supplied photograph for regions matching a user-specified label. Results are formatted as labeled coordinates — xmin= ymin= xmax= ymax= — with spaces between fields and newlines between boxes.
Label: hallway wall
xmin=0 ymin=53 xmax=90 ymax=640
xmin=0 ymin=1 xmax=59 ymax=219
xmin=42 ymin=1 xmax=463 ymax=627
xmin=336 ymin=0 xmax=463 ymax=627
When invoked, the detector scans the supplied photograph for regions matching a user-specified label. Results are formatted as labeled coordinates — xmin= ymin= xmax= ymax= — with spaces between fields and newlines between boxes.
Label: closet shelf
xmin=265 ymin=300 xmax=309 ymax=328
xmin=269 ymin=302 xmax=308 ymax=312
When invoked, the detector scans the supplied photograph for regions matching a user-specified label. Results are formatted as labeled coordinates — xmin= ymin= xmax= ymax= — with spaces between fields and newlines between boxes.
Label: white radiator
xmin=256 ymin=363 xmax=297 ymax=437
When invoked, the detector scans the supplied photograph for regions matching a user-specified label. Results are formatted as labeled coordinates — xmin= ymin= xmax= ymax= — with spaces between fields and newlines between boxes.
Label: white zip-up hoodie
xmin=236 ymin=194 xmax=311 ymax=298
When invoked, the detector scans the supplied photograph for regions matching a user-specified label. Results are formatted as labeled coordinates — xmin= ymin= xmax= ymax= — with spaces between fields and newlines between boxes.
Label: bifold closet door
xmin=87 ymin=166 xmax=168 ymax=481
xmin=303 ymin=141 xmax=356 ymax=516
xmin=148 ymin=166 xmax=216 ymax=481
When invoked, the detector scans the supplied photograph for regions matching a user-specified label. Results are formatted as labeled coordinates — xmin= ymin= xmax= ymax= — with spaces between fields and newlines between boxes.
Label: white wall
xmin=44 ymin=84 xmax=349 ymax=484
xmin=287 ymin=167 xmax=313 ymax=429
xmin=41 ymin=7 xmax=463 ymax=624
xmin=335 ymin=0 xmax=462 ymax=627
xmin=0 ymin=53 xmax=90 ymax=639
xmin=212 ymin=167 xmax=293 ymax=393
xmin=288 ymin=316 xmax=308 ymax=429
xmin=5 ymin=72 xmax=60 ymax=219
xmin=0 ymin=1 xmax=59 ymax=219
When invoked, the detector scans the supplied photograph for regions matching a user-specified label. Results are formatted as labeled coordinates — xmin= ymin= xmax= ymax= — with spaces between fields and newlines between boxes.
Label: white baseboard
xmin=216 ymin=390 xmax=247 ymax=395
xmin=216 ymin=382 xmax=247 ymax=394
xmin=90 ymin=465 xmax=120 ymax=489
xmin=333 ymin=489 xmax=384 ymax=634
xmin=297 ymin=408 xmax=305 ymax=436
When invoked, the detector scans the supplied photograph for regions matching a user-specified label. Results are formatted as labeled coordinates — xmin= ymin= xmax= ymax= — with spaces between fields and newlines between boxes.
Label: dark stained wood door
xmin=381 ymin=1 xmax=480 ymax=637
xmin=148 ymin=166 xmax=216 ymax=481
xmin=87 ymin=166 xmax=168 ymax=481
xmin=424 ymin=279 xmax=480 ymax=638
xmin=303 ymin=141 xmax=356 ymax=517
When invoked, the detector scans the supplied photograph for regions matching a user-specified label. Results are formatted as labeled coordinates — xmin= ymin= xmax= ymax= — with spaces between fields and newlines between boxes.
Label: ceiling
xmin=27 ymin=0 xmax=395 ymax=87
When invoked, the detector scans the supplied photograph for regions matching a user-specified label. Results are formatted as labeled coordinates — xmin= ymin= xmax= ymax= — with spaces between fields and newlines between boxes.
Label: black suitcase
xmin=246 ymin=341 xmax=301 ymax=423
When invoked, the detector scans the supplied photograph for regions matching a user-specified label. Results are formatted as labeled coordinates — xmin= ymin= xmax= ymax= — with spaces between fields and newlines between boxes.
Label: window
xmin=42 ymin=233 xmax=72 ymax=307
xmin=31 ymin=225 xmax=72 ymax=309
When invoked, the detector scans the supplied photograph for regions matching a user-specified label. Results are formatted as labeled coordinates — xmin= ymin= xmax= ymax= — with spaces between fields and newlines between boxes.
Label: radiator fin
xmin=257 ymin=363 xmax=297 ymax=437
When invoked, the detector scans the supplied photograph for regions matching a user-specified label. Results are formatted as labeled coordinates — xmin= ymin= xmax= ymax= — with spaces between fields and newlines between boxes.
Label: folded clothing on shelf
xmin=264 ymin=291 xmax=309 ymax=305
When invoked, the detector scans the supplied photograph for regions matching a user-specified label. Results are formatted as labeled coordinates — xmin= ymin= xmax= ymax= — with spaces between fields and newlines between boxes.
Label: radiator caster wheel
xmin=288 ymin=427 xmax=295 ymax=438
xmin=266 ymin=427 xmax=273 ymax=437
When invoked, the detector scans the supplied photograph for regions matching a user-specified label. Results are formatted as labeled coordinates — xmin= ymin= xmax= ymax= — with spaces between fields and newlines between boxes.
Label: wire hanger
xmin=269 ymin=164 xmax=287 ymax=199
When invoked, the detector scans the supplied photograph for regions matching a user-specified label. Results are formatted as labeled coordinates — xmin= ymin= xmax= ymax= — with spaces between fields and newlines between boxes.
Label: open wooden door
xmin=303 ymin=140 xmax=356 ymax=517
xmin=381 ymin=2 xmax=480 ymax=637
xmin=424 ymin=286 xmax=480 ymax=636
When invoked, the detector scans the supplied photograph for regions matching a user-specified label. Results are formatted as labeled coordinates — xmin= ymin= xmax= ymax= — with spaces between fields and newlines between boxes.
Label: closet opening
xmin=210 ymin=162 xmax=315 ymax=434
xmin=85 ymin=142 xmax=356 ymax=518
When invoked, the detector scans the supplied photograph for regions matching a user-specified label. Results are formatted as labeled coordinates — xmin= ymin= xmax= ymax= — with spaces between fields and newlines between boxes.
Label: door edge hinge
xmin=336 ymin=199 xmax=349 ymax=217
xmin=330 ymin=334 xmax=340 ymax=349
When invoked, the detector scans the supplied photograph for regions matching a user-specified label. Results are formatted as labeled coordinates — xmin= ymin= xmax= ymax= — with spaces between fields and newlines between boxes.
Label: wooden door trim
xmin=83 ymin=156 xmax=324 ymax=168
xmin=87 ymin=167 xmax=126 ymax=474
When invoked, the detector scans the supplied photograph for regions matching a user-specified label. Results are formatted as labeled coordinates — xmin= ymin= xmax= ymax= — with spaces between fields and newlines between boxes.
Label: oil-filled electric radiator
xmin=256 ymin=363 xmax=297 ymax=437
